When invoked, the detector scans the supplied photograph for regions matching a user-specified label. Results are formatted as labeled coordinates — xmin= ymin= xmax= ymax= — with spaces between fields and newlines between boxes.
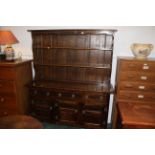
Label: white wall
xmin=1 ymin=26 xmax=155 ymax=123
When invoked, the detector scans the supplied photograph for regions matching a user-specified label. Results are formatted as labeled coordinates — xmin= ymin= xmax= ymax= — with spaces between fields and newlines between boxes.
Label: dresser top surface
xmin=30 ymin=81 xmax=112 ymax=93
xmin=28 ymin=29 xmax=117 ymax=35
xmin=0 ymin=59 xmax=32 ymax=67
xmin=118 ymin=56 xmax=155 ymax=62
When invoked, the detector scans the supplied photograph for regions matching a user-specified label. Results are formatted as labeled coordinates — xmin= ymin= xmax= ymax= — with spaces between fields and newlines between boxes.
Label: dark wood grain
xmin=0 ymin=60 xmax=32 ymax=117
xmin=29 ymin=29 xmax=116 ymax=128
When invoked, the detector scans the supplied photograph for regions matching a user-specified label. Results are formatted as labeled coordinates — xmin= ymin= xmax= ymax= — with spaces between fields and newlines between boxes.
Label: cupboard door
xmin=30 ymin=99 xmax=54 ymax=122
xmin=82 ymin=109 xmax=104 ymax=128
xmin=59 ymin=107 xmax=78 ymax=126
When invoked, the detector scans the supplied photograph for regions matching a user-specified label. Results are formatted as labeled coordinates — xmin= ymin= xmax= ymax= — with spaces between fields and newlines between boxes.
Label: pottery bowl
xmin=131 ymin=43 xmax=153 ymax=59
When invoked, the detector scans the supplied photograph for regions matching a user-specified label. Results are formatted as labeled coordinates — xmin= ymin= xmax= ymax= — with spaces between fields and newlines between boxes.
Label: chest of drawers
xmin=113 ymin=57 xmax=155 ymax=128
xmin=0 ymin=60 xmax=32 ymax=117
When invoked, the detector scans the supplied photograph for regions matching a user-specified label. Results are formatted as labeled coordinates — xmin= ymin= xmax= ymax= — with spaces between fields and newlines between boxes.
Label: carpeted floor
xmin=43 ymin=122 xmax=79 ymax=129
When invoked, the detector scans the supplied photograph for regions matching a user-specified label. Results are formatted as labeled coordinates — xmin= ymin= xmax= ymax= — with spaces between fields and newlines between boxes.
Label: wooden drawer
xmin=57 ymin=99 xmax=79 ymax=108
xmin=85 ymin=93 xmax=109 ymax=103
xmin=59 ymin=107 xmax=78 ymax=126
xmin=0 ymin=80 xmax=16 ymax=94
xmin=55 ymin=91 xmax=83 ymax=101
xmin=117 ymin=91 xmax=155 ymax=103
xmin=119 ymin=72 xmax=155 ymax=83
xmin=0 ymin=67 xmax=15 ymax=80
xmin=119 ymin=82 xmax=155 ymax=92
xmin=82 ymin=109 xmax=104 ymax=125
xmin=119 ymin=60 xmax=155 ymax=72
xmin=83 ymin=122 xmax=103 ymax=129
xmin=0 ymin=94 xmax=16 ymax=105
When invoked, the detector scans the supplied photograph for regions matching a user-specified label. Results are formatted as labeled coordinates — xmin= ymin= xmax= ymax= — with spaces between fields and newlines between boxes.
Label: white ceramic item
xmin=131 ymin=43 xmax=153 ymax=59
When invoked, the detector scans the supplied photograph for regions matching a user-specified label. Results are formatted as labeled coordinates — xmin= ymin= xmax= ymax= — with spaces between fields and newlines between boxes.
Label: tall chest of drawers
xmin=113 ymin=57 xmax=155 ymax=128
xmin=0 ymin=60 xmax=32 ymax=117
xmin=116 ymin=57 xmax=155 ymax=103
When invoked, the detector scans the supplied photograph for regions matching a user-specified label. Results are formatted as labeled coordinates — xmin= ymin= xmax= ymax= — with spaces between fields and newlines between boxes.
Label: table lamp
xmin=0 ymin=30 xmax=19 ymax=61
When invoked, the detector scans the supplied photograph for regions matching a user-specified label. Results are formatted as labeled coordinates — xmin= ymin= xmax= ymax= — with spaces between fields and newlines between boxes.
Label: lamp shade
xmin=0 ymin=30 xmax=19 ymax=45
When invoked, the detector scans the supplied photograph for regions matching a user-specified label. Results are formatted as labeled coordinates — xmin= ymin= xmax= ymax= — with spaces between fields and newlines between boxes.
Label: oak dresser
xmin=28 ymin=29 xmax=117 ymax=128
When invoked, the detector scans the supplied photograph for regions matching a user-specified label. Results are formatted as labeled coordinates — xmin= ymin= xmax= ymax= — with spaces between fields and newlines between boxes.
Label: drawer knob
xmin=49 ymin=106 xmax=53 ymax=110
xmin=58 ymin=93 xmax=62 ymax=97
xmin=85 ymin=95 xmax=88 ymax=99
xmin=82 ymin=110 xmax=86 ymax=115
xmin=140 ymin=76 xmax=147 ymax=80
xmin=0 ymin=97 xmax=4 ymax=102
xmin=138 ymin=95 xmax=144 ymax=99
xmin=0 ymin=84 xmax=2 ymax=87
xmin=138 ymin=86 xmax=145 ymax=90
xmin=72 ymin=94 xmax=75 ymax=98
xmin=46 ymin=92 xmax=50 ymax=96
xmin=74 ymin=110 xmax=78 ymax=114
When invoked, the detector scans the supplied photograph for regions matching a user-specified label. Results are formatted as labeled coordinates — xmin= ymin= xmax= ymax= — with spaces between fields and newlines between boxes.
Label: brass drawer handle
xmin=143 ymin=64 xmax=149 ymax=70
xmin=138 ymin=95 xmax=144 ymax=99
xmin=140 ymin=76 xmax=147 ymax=80
xmin=138 ymin=86 xmax=145 ymax=90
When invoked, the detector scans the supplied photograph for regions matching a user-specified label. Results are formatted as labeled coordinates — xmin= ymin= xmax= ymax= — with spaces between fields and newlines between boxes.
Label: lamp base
xmin=4 ymin=45 xmax=15 ymax=61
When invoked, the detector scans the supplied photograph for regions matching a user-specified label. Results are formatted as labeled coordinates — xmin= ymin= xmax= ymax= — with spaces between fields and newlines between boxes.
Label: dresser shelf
xmin=34 ymin=63 xmax=111 ymax=69
xmin=33 ymin=47 xmax=113 ymax=51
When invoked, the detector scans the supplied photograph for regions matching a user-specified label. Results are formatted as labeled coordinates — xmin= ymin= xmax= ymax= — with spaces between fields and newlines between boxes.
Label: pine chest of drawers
xmin=113 ymin=57 xmax=155 ymax=128
xmin=0 ymin=60 xmax=32 ymax=117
